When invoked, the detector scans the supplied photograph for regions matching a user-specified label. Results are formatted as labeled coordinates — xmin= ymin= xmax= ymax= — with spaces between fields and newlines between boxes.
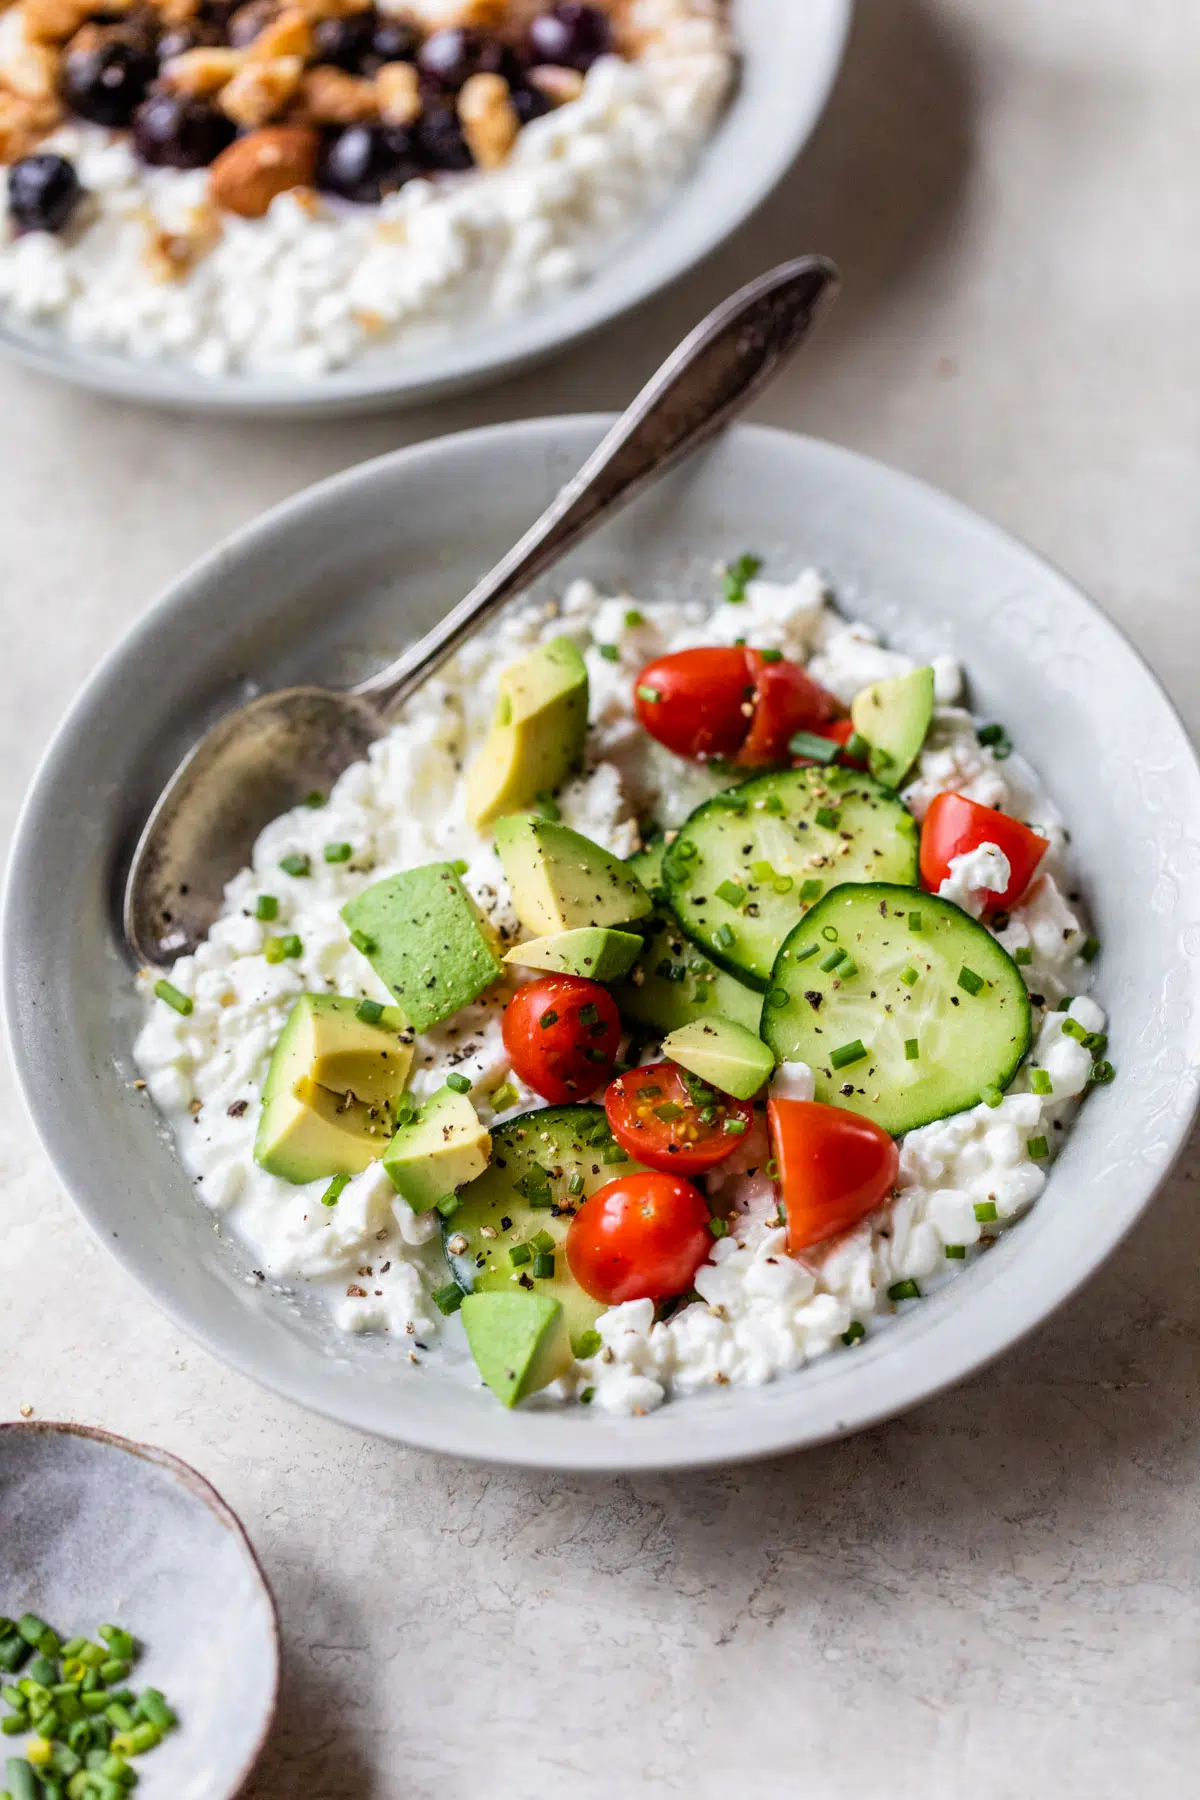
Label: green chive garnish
xmin=153 ymin=979 xmax=192 ymax=1017
xmin=820 ymin=946 xmax=846 ymax=972
xmin=303 ymin=791 xmax=326 ymax=808
xmin=821 ymin=926 xmax=839 ymax=942
xmin=598 ymin=644 xmax=620 ymax=661
xmin=788 ymin=731 xmax=838 ymax=763
xmin=773 ymin=875 xmax=794 ymax=895
xmin=722 ymin=1118 xmax=748 ymax=1135
xmin=1091 ymin=1059 xmax=1115 ymax=1085
xmin=758 ymin=647 xmax=783 ymax=664
xmin=436 ymin=1193 xmax=461 ymax=1219
xmin=323 ymin=842 xmax=352 ymax=863
xmin=799 ymin=879 xmax=823 ymax=902
xmin=533 ymin=792 xmax=561 ymax=820
xmin=766 ymin=986 xmax=789 ymax=1010
xmin=445 ymin=1072 xmax=471 ymax=1094
xmin=1029 ymin=1068 xmax=1053 ymax=1095
xmin=349 ymin=928 xmax=375 ymax=955
xmin=509 ymin=1243 xmax=531 ymax=1267
xmin=279 ymin=853 xmax=310 ymax=877
xmin=490 ymin=1081 xmax=519 ymax=1113
xmin=715 ymin=879 xmax=747 ymax=909
xmin=539 ymin=1009 xmax=559 ymax=1029
xmin=887 ymin=1279 xmax=921 ymax=1303
xmin=708 ymin=1217 xmax=729 ymax=1237
xmin=958 ymin=966 xmax=985 ymax=996
xmin=568 ymin=1173 xmax=584 ymax=1195
xmin=1061 ymin=1017 xmax=1088 ymax=1042
xmin=432 ymin=1283 xmax=463 ymax=1315
xmin=1014 ymin=946 xmax=1033 ymax=965
xmin=900 ymin=965 xmax=919 ymax=987
xmin=795 ymin=943 xmax=819 ymax=962
xmin=815 ymin=806 xmax=840 ymax=830
xmin=602 ymin=1145 xmax=628 ymax=1164
xmin=624 ymin=610 xmax=644 ymax=628
xmin=945 ymin=1245 xmax=967 ymax=1260
xmin=763 ymin=793 xmax=785 ymax=814
xmin=905 ymin=1038 xmax=920 ymax=1061
xmin=839 ymin=958 xmax=859 ymax=980
xmin=321 ymin=1174 xmax=350 ymax=1208
xmin=653 ymin=1102 xmax=684 ymax=1123
xmin=714 ymin=924 xmax=735 ymax=949
xmin=974 ymin=1200 xmax=998 ymax=1222
xmin=1027 ymin=1135 xmax=1049 ymax=1160
xmin=844 ymin=731 xmax=870 ymax=761
xmin=637 ymin=685 xmax=661 ymax=704
xmin=255 ymin=894 xmax=278 ymax=922
xmin=532 ymin=1251 xmax=555 ymax=1279
xmin=830 ymin=1039 xmax=867 ymax=1070
xmin=842 ymin=1321 xmax=866 ymax=1345
xmin=722 ymin=551 xmax=762 ymax=604
xmin=356 ymin=999 xmax=383 ymax=1024
xmin=909 ymin=911 xmax=923 ymax=931
xmin=750 ymin=859 xmax=775 ymax=883
xmin=282 ymin=934 xmax=302 ymax=959
xmin=1080 ymin=936 xmax=1100 ymax=962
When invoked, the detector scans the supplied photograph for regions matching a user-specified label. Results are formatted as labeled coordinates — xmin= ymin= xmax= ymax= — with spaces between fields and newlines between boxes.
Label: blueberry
xmin=417 ymin=27 xmax=520 ymax=92
xmin=527 ymin=4 xmax=612 ymax=70
xmin=62 ymin=38 xmax=157 ymax=128
xmin=415 ymin=104 xmax=473 ymax=172
xmin=7 ymin=153 xmax=82 ymax=234
xmin=313 ymin=9 xmax=377 ymax=71
xmin=132 ymin=92 xmax=236 ymax=168
xmin=226 ymin=0 xmax=278 ymax=48
xmin=509 ymin=83 xmax=552 ymax=127
xmin=156 ymin=19 xmax=223 ymax=62
xmin=370 ymin=16 xmax=418 ymax=66
xmin=316 ymin=123 xmax=421 ymax=204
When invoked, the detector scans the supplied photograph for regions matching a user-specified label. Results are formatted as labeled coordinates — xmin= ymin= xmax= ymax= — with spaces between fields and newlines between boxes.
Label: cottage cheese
xmin=0 ymin=2 xmax=732 ymax=378
xmin=133 ymin=565 xmax=1106 ymax=1411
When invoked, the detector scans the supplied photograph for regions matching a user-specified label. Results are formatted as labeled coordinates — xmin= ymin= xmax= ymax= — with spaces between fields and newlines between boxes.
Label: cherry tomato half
xmin=791 ymin=717 xmax=869 ymax=772
xmin=767 ymin=1098 xmax=899 ymax=1255
xmin=605 ymin=1061 xmax=754 ymax=1176
xmin=501 ymin=975 xmax=621 ymax=1105
xmin=919 ymin=791 xmax=1049 ymax=913
xmin=565 ymin=1169 xmax=713 ymax=1306
xmin=736 ymin=651 xmax=841 ymax=767
xmin=633 ymin=647 xmax=753 ymax=760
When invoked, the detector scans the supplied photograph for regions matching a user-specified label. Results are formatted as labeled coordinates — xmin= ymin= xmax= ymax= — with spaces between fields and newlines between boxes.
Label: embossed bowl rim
xmin=5 ymin=418 xmax=1199 ymax=1469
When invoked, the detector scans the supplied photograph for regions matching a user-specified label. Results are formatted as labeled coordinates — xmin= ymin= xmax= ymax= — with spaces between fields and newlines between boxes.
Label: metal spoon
xmin=125 ymin=255 xmax=840 ymax=967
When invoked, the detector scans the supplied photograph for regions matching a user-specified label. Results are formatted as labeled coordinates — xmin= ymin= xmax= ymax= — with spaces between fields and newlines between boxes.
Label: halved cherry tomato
xmin=736 ymin=651 xmax=841 ymax=767
xmin=767 ymin=1098 xmax=899 ymax=1255
xmin=919 ymin=792 xmax=1049 ymax=913
xmin=501 ymin=975 xmax=621 ymax=1105
xmin=566 ymin=1169 xmax=713 ymax=1305
xmin=605 ymin=1061 xmax=753 ymax=1176
xmin=791 ymin=717 xmax=868 ymax=771
xmin=633 ymin=647 xmax=753 ymax=760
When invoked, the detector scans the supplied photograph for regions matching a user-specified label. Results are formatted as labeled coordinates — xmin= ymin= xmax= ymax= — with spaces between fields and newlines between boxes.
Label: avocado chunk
xmin=504 ymin=926 xmax=642 ymax=983
xmin=255 ymin=1077 xmax=394 ymax=1184
xmin=460 ymin=1291 xmax=574 ymax=1408
xmin=261 ymin=992 xmax=413 ymax=1109
xmin=661 ymin=1017 xmax=775 ymax=1100
xmin=615 ymin=920 xmax=763 ymax=1036
xmin=494 ymin=815 xmax=653 ymax=937
xmin=382 ymin=1085 xmax=492 ymax=1212
xmin=850 ymin=665 xmax=935 ymax=786
xmin=465 ymin=637 xmax=589 ymax=829
xmin=342 ymin=863 xmax=503 ymax=1033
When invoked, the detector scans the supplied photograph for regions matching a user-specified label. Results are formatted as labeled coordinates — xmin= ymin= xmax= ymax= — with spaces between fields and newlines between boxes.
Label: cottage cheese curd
xmin=133 ymin=565 xmax=1106 ymax=1413
xmin=0 ymin=1 xmax=732 ymax=377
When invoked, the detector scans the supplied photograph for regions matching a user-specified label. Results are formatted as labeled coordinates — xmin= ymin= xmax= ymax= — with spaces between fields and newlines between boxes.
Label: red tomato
xmin=605 ymin=1062 xmax=754 ymax=1176
xmin=768 ymin=1098 xmax=900 ymax=1255
xmin=501 ymin=975 xmax=621 ymax=1105
xmin=919 ymin=792 xmax=1049 ymax=913
xmin=737 ymin=652 xmax=841 ymax=767
xmin=633 ymin=648 xmax=753 ymax=759
xmin=566 ymin=1170 xmax=713 ymax=1305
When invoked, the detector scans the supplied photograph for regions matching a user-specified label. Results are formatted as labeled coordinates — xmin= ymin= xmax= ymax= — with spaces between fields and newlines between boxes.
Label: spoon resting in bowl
xmin=123 ymin=254 xmax=839 ymax=968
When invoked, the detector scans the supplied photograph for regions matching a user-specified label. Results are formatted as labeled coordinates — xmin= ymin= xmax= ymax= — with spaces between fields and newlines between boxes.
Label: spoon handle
xmin=355 ymin=254 xmax=839 ymax=713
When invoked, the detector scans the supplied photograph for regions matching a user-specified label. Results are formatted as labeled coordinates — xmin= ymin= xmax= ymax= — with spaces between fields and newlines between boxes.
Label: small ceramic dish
xmin=5 ymin=418 xmax=1199 ymax=1470
xmin=0 ymin=1 xmax=852 ymax=418
xmin=0 ymin=1420 xmax=278 ymax=1797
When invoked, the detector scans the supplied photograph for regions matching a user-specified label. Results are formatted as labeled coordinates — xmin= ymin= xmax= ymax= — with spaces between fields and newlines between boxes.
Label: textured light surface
xmin=1 ymin=1 xmax=1199 ymax=1796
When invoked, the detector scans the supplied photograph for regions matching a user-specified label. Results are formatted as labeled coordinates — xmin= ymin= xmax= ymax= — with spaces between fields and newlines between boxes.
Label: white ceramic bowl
xmin=0 ymin=1 xmax=852 ymax=417
xmin=6 ymin=418 xmax=1199 ymax=1470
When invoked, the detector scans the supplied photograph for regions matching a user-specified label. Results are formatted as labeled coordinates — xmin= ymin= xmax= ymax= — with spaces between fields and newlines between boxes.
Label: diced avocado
xmin=615 ymin=920 xmax=763 ymax=1036
xmin=661 ymin=1017 xmax=775 ymax=1100
xmin=460 ymin=1291 xmax=574 ymax=1408
xmin=504 ymin=926 xmax=642 ymax=983
xmin=465 ymin=637 xmax=589 ymax=829
xmin=261 ymin=992 xmax=412 ymax=1109
xmin=850 ymin=665 xmax=936 ymax=786
xmin=494 ymin=815 xmax=653 ymax=936
xmin=342 ymin=863 xmax=503 ymax=1033
xmin=255 ymin=1076 xmax=393 ymax=1184
xmin=382 ymin=1085 xmax=492 ymax=1212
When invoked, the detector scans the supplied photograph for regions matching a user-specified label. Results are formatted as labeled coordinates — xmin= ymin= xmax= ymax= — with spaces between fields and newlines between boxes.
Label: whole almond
xmin=209 ymin=124 xmax=319 ymax=218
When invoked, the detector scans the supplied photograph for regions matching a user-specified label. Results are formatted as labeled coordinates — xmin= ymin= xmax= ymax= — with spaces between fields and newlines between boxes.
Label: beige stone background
xmin=2 ymin=1 xmax=1199 ymax=1795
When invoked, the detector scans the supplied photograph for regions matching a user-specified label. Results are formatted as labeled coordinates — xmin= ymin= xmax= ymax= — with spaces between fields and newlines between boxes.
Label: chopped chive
xmin=321 ymin=1173 xmax=350 ymax=1208
xmin=445 ymin=1072 xmax=471 ymax=1095
xmin=323 ymin=842 xmax=352 ymax=864
xmin=602 ymin=1145 xmax=628 ymax=1164
xmin=821 ymin=926 xmax=839 ymax=942
xmin=765 ymin=1157 xmax=779 ymax=1178
xmin=698 ymin=1105 xmax=717 ymax=1124
xmin=636 ymin=685 xmax=661 ymax=705
xmin=1091 ymin=1059 xmax=1115 ymax=1085
xmin=568 ymin=1173 xmax=585 ymax=1195
xmin=799 ymin=878 xmax=823 ymax=903
xmin=830 ymin=1039 xmax=867 ymax=1070
xmin=1061 ymin=1016 xmax=1089 ymax=1043
xmin=714 ymin=924 xmax=735 ymax=950
xmin=773 ymin=875 xmax=794 ymax=895
xmin=976 ymin=723 xmax=1012 ymax=757
xmin=766 ymin=986 xmax=789 ymax=1010
xmin=278 ymin=853 xmax=310 ymax=878
xmin=789 ymin=731 xmax=838 ymax=763
xmin=980 ymin=1085 xmax=1003 ymax=1108
xmin=838 ymin=959 xmax=858 ymax=980
xmin=820 ymin=947 xmax=846 ymax=972
xmin=763 ymin=793 xmax=785 ymax=814
xmin=574 ymin=1329 xmax=603 ymax=1361
xmin=842 ymin=1321 xmax=866 ymax=1346
xmin=844 ymin=731 xmax=870 ymax=761
xmin=673 ymin=838 xmax=699 ymax=860
xmin=490 ymin=1081 xmax=519 ymax=1113
xmin=750 ymin=859 xmax=776 ymax=883
xmin=1014 ymin=946 xmax=1033 ymax=965
xmin=450 ymin=859 xmax=470 ymax=876
xmin=909 ymin=912 xmax=923 ymax=931
xmin=348 ymin=928 xmax=375 ymax=956
xmin=653 ymin=1102 xmax=684 ymax=1123
xmin=623 ymin=609 xmax=644 ymax=628
xmin=435 ymin=1195 xmax=461 ymax=1223
xmin=580 ymin=1386 xmax=595 ymax=1403
xmin=577 ymin=1001 xmax=599 ymax=1026
xmin=532 ymin=1251 xmax=555 ymax=1279
xmin=255 ymin=894 xmax=278 ymax=922
xmin=708 ymin=1217 xmax=729 ymax=1238
xmin=281 ymin=934 xmax=302 ymax=959
xmin=758 ymin=647 xmax=783 ymax=664
xmin=722 ymin=551 xmax=762 ymax=604
xmin=958 ymin=966 xmax=985 ymax=996
xmin=715 ymin=880 xmax=747 ymax=909
xmin=974 ymin=1200 xmax=998 ymax=1222
xmin=1029 ymin=1068 xmax=1053 ymax=1095
xmin=795 ymin=943 xmax=819 ymax=963
xmin=1080 ymin=936 xmax=1100 ymax=963
xmin=506 ymin=1241 xmax=530 ymax=1270
xmin=815 ymin=806 xmax=840 ymax=830
xmin=152 ymin=980 xmax=192 ymax=1017
xmin=539 ymin=1009 xmax=559 ymax=1029
xmin=432 ymin=1283 xmax=463 ymax=1315
xmin=722 ymin=1118 xmax=748 ymax=1135
xmin=1083 ymin=1032 xmax=1108 ymax=1055
xmin=303 ymin=790 xmax=326 ymax=808
xmin=900 ymin=965 xmax=919 ymax=987
xmin=598 ymin=644 xmax=620 ymax=662
xmin=887 ymin=1279 xmax=921 ymax=1303
xmin=356 ymin=998 xmax=384 ymax=1024
xmin=533 ymin=792 xmax=561 ymax=821
xmin=905 ymin=1038 xmax=920 ymax=1061
xmin=1027 ymin=1135 xmax=1049 ymax=1160
xmin=945 ymin=1244 xmax=967 ymax=1260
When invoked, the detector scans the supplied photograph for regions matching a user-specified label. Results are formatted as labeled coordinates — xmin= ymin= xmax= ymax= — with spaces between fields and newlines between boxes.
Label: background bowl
xmin=5 ymin=418 xmax=1199 ymax=1470
xmin=0 ymin=1420 xmax=278 ymax=1798
xmin=0 ymin=0 xmax=853 ymax=417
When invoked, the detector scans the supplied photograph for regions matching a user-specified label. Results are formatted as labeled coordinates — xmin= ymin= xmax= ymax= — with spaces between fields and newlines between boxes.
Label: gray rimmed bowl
xmin=5 ymin=418 xmax=1200 ymax=1470
xmin=0 ymin=0 xmax=852 ymax=417
xmin=0 ymin=1421 xmax=278 ymax=1797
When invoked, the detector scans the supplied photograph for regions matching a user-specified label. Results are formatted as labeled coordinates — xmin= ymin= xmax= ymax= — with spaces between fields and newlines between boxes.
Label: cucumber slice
xmin=662 ymin=768 xmax=920 ymax=990
xmin=615 ymin=918 xmax=763 ymax=1036
xmin=628 ymin=836 xmax=667 ymax=902
xmin=442 ymin=1105 xmax=645 ymax=1346
xmin=761 ymin=884 xmax=1031 ymax=1134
